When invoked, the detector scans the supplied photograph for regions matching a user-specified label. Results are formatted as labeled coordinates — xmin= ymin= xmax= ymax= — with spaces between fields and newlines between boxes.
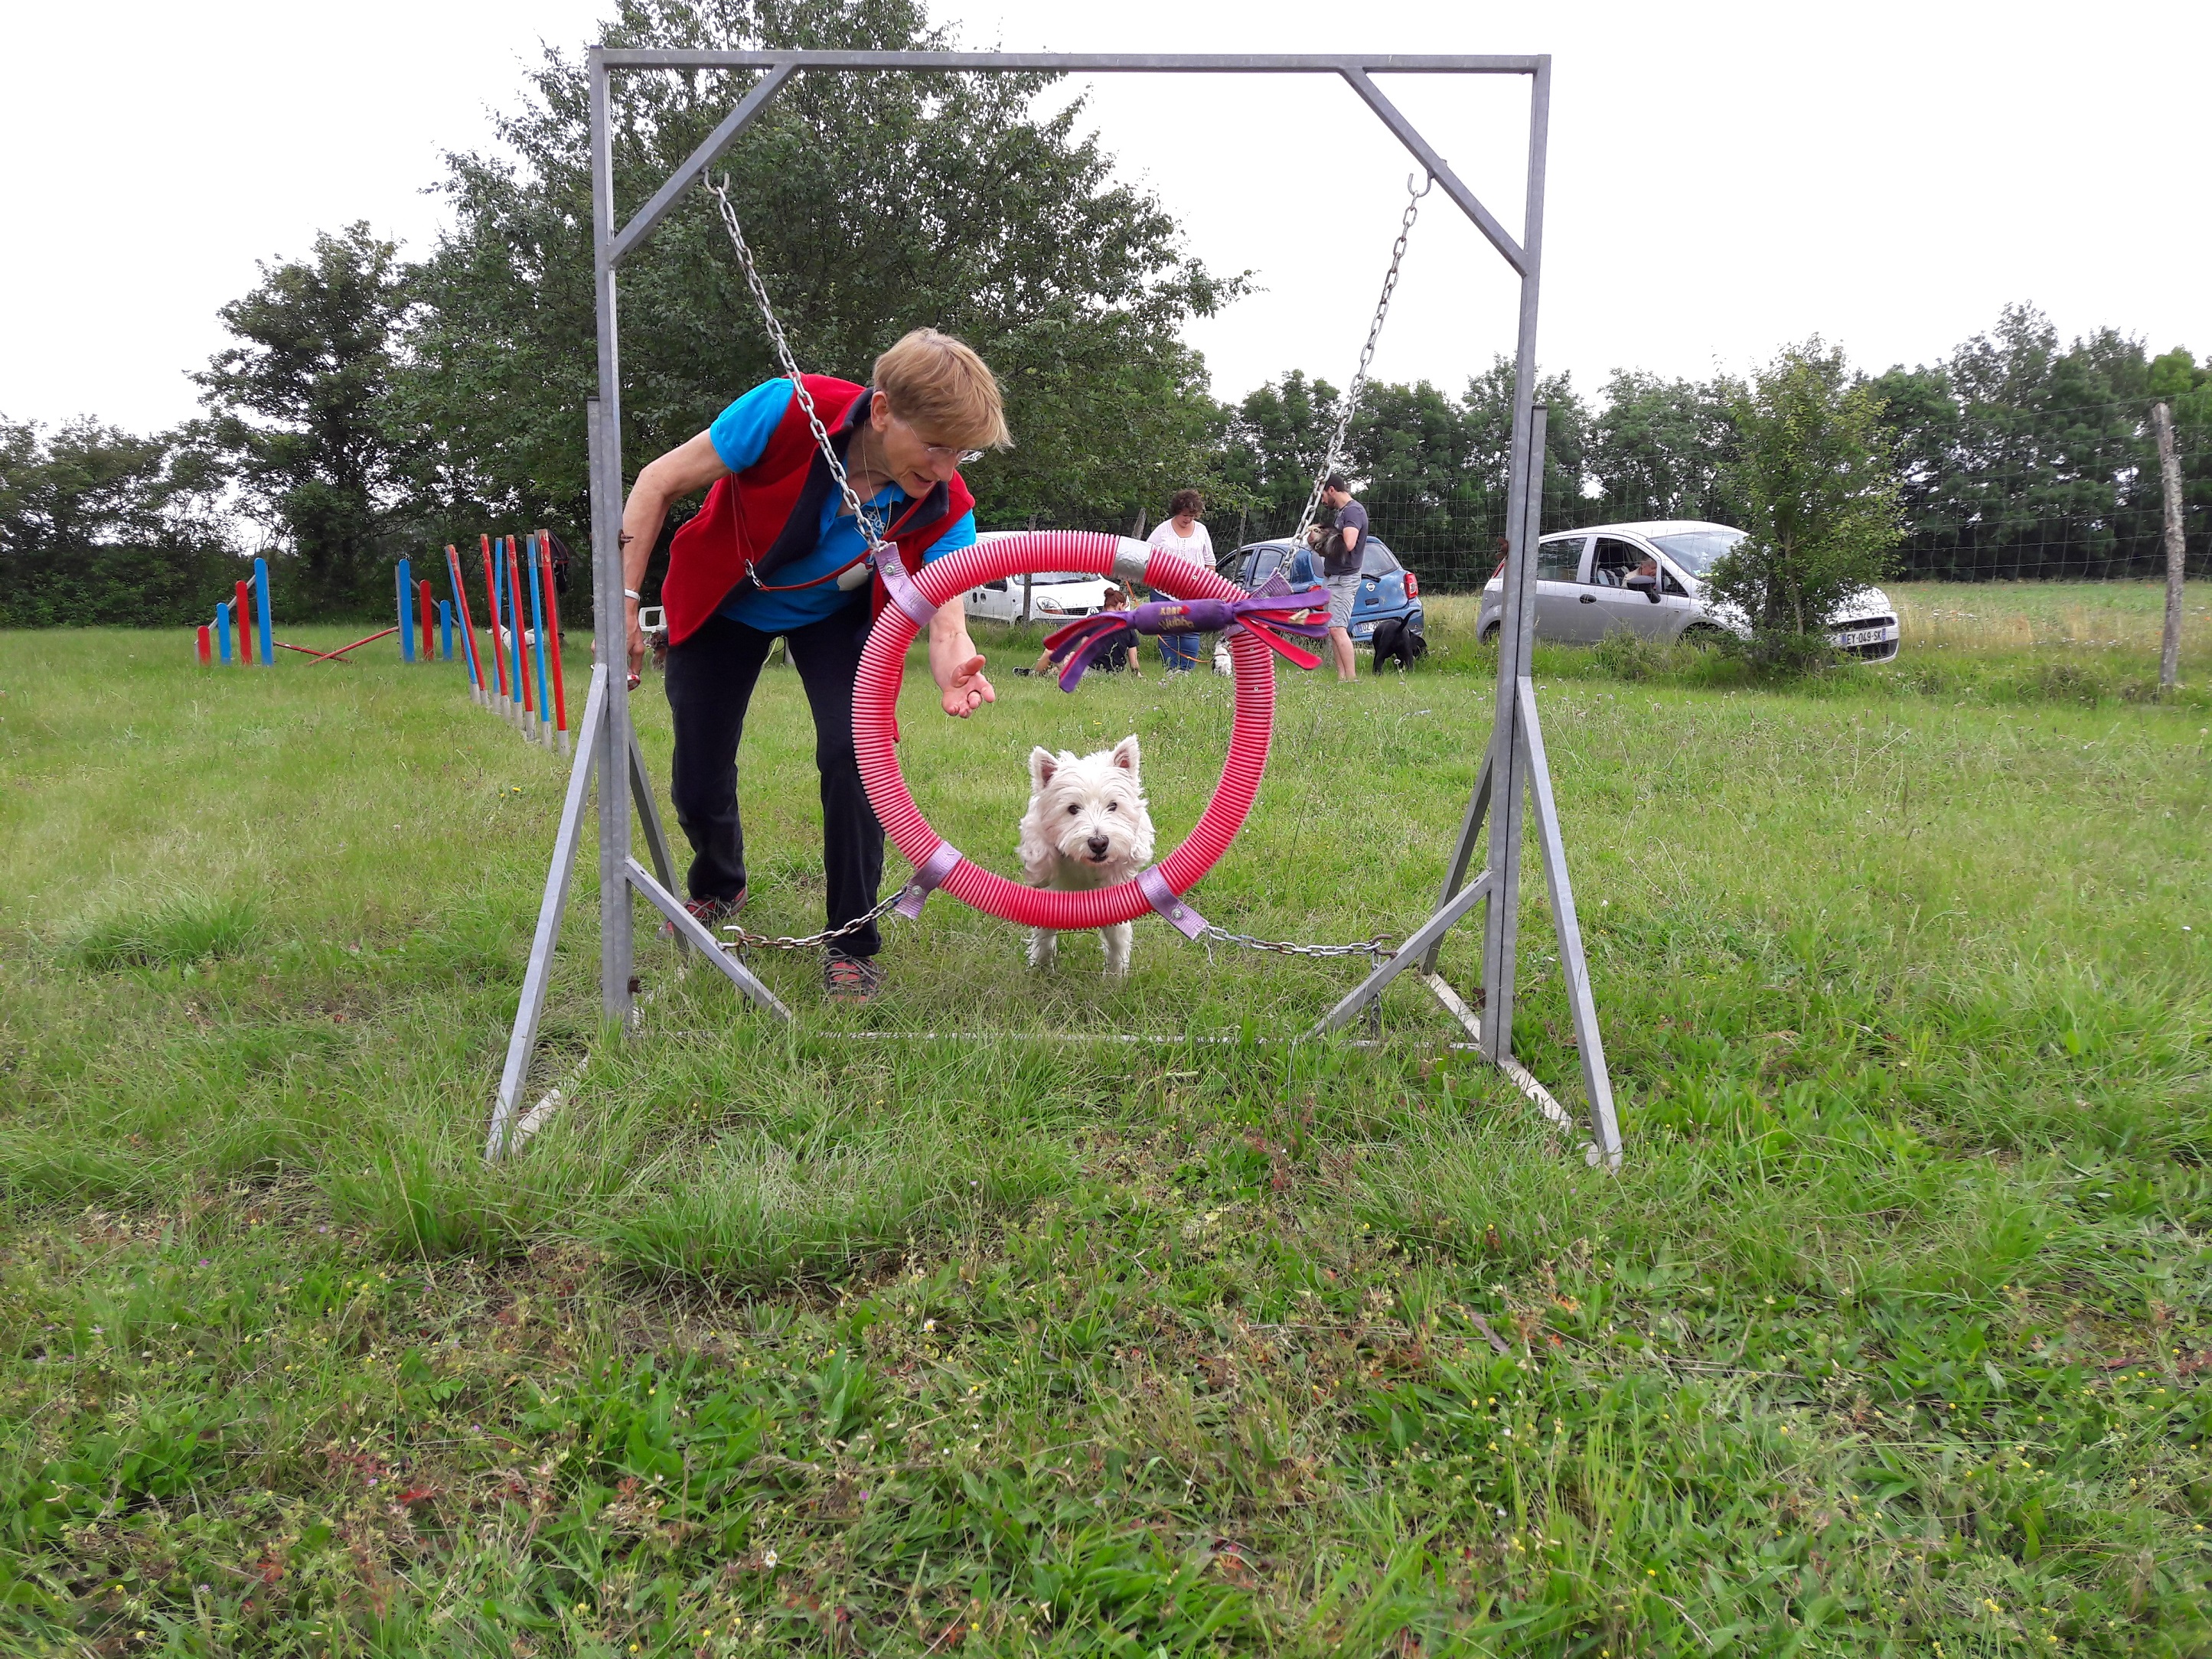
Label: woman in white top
xmin=1146 ymin=489 xmax=1213 ymax=670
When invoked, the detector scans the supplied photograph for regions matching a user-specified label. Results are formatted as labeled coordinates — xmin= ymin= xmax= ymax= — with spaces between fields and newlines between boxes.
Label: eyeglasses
xmin=887 ymin=409 xmax=983 ymax=466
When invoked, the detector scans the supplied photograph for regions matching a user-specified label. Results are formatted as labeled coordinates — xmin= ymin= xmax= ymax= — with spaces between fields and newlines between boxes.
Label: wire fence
xmin=1206 ymin=401 xmax=2211 ymax=593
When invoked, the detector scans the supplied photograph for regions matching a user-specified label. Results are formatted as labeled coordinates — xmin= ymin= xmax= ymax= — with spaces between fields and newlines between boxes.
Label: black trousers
xmin=664 ymin=603 xmax=886 ymax=957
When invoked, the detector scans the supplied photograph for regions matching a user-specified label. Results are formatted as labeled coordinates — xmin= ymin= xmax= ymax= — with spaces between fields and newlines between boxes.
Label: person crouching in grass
xmin=618 ymin=328 xmax=1008 ymax=1004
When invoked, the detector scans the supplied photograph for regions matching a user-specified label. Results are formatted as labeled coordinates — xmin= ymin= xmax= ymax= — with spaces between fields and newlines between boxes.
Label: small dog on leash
xmin=1019 ymin=735 xmax=1154 ymax=976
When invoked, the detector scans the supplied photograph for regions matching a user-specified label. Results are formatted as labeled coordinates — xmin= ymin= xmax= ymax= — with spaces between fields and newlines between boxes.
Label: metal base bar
xmin=487 ymin=666 xmax=608 ymax=1160
xmin=1515 ymin=678 xmax=1622 ymax=1165
xmin=628 ymin=721 xmax=682 ymax=951
xmin=623 ymin=857 xmax=792 ymax=1019
xmin=1421 ymin=748 xmax=1492 ymax=975
xmin=1315 ymin=871 xmax=1493 ymax=1035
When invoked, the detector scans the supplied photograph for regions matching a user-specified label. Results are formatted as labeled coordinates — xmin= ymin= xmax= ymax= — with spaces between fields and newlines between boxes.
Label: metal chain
xmin=702 ymin=174 xmax=889 ymax=554
xmin=718 ymin=889 xmax=907 ymax=953
xmin=1203 ymin=924 xmax=1395 ymax=963
xmin=1293 ymin=174 xmax=1432 ymax=549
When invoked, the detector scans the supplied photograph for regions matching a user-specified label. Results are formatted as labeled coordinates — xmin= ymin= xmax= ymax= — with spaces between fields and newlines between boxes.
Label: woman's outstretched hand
xmin=941 ymin=653 xmax=993 ymax=719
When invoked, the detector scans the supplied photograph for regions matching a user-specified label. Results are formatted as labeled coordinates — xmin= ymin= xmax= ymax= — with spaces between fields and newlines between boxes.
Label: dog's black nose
xmin=1087 ymin=834 xmax=1110 ymax=858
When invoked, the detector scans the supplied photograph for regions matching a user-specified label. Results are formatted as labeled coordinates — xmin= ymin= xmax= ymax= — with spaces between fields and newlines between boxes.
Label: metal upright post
xmin=1478 ymin=60 xmax=1550 ymax=1062
xmin=589 ymin=49 xmax=635 ymax=1031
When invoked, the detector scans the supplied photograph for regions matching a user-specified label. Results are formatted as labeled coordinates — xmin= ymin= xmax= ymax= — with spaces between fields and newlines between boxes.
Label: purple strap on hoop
xmin=895 ymin=840 xmax=963 ymax=919
xmin=1137 ymin=865 xmax=1208 ymax=940
xmin=875 ymin=543 xmax=938 ymax=629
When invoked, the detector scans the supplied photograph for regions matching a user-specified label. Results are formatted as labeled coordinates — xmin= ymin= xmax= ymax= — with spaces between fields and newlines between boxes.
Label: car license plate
xmin=1352 ymin=624 xmax=1372 ymax=639
xmin=1837 ymin=627 xmax=1887 ymax=647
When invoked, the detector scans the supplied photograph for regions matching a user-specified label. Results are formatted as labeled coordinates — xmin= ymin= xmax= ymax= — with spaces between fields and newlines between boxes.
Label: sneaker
xmin=822 ymin=952 xmax=886 ymax=1005
xmin=663 ymin=889 xmax=745 ymax=939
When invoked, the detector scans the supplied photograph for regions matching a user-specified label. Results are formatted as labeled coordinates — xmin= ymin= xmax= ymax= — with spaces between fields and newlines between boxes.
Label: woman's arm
xmin=928 ymin=598 xmax=995 ymax=719
xmin=618 ymin=429 xmax=730 ymax=673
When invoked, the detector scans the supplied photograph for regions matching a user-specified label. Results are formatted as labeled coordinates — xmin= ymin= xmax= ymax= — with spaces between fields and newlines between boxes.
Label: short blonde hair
xmin=873 ymin=328 xmax=1012 ymax=451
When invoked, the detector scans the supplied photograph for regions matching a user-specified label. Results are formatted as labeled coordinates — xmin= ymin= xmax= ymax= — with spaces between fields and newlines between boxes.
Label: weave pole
xmin=233 ymin=579 xmax=252 ymax=667
xmin=396 ymin=559 xmax=416 ymax=663
xmin=524 ymin=534 xmax=553 ymax=747
xmin=196 ymin=624 xmax=213 ymax=666
xmin=215 ymin=602 xmax=233 ymax=664
xmin=506 ymin=537 xmax=535 ymax=735
xmin=447 ymin=545 xmax=486 ymax=705
xmin=253 ymin=558 xmax=273 ymax=665
xmin=418 ymin=579 xmax=436 ymax=664
xmin=480 ymin=535 xmax=508 ymax=712
xmin=535 ymin=529 xmax=570 ymax=756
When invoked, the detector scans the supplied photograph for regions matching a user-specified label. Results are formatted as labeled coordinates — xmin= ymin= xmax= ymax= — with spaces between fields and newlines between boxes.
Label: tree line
xmin=2 ymin=0 xmax=2207 ymax=627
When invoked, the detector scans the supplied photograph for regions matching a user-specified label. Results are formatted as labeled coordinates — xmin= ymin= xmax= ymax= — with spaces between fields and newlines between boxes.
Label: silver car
xmin=1474 ymin=520 xmax=1900 ymax=662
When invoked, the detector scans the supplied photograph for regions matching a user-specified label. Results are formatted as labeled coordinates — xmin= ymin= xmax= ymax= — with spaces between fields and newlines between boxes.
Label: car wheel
xmin=1478 ymin=621 xmax=1501 ymax=648
xmin=1679 ymin=625 xmax=1728 ymax=649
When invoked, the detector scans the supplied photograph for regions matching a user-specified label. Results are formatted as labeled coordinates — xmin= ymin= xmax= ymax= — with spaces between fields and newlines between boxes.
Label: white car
xmin=1474 ymin=520 xmax=1899 ymax=662
xmin=960 ymin=532 xmax=1114 ymax=624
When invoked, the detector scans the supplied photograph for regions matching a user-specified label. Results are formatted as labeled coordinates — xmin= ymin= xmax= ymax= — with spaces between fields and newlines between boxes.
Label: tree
xmin=1585 ymin=369 xmax=1731 ymax=523
xmin=396 ymin=0 xmax=1241 ymax=590
xmin=195 ymin=223 xmax=416 ymax=616
xmin=0 ymin=416 xmax=239 ymax=627
xmin=1215 ymin=371 xmax=1342 ymax=537
xmin=1705 ymin=340 xmax=1901 ymax=669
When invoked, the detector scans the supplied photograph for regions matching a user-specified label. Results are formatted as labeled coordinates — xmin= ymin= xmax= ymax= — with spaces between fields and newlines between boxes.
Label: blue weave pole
xmin=216 ymin=602 xmax=233 ymax=664
xmin=524 ymin=534 xmax=553 ymax=738
xmin=439 ymin=599 xmax=453 ymax=662
xmin=253 ymin=557 xmax=273 ymax=665
xmin=397 ymin=559 xmax=416 ymax=662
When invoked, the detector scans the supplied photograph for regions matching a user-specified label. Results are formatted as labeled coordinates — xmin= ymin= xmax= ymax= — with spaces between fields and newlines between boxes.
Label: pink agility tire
xmin=853 ymin=530 xmax=1275 ymax=931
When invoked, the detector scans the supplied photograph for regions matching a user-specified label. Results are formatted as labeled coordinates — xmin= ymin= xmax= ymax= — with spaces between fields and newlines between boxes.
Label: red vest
xmin=661 ymin=376 xmax=975 ymax=646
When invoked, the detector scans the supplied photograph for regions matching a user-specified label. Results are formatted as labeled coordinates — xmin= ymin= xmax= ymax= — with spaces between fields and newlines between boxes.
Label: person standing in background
xmin=1316 ymin=473 xmax=1368 ymax=682
xmin=1146 ymin=489 xmax=1214 ymax=671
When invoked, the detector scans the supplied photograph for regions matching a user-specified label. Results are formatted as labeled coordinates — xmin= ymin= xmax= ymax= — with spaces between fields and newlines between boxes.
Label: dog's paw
xmin=1026 ymin=929 xmax=1058 ymax=970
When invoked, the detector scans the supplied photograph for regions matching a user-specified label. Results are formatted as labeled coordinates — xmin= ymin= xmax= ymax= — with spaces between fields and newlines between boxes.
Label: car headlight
xmin=1038 ymin=598 xmax=1064 ymax=614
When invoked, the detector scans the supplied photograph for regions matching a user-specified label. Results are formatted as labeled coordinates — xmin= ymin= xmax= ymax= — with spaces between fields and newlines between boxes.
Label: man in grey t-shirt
xmin=1313 ymin=473 xmax=1368 ymax=681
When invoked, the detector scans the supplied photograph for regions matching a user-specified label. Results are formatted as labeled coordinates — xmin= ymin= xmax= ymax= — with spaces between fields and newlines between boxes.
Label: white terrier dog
xmin=1019 ymin=735 xmax=1154 ymax=976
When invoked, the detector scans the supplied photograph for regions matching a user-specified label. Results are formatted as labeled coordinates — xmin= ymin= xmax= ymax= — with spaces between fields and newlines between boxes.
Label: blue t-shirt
xmin=707 ymin=380 xmax=977 ymax=634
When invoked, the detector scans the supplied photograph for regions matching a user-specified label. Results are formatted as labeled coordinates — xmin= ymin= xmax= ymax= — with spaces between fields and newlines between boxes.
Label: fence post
xmin=2154 ymin=401 xmax=2187 ymax=694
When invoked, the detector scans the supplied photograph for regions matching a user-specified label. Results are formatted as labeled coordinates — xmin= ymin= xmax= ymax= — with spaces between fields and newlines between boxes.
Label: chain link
xmin=717 ymin=888 xmax=907 ymax=953
xmin=1294 ymin=174 xmax=1431 ymax=549
xmin=1203 ymin=924 xmax=1395 ymax=963
xmin=703 ymin=174 xmax=889 ymax=555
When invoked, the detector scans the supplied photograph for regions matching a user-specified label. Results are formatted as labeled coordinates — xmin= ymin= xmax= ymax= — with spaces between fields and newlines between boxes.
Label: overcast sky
xmin=5 ymin=0 xmax=2203 ymax=436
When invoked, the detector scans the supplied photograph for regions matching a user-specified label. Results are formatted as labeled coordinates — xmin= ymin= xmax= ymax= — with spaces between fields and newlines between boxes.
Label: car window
xmin=1248 ymin=548 xmax=1282 ymax=585
xmin=1661 ymin=569 xmax=1689 ymax=598
xmin=1586 ymin=537 xmax=1650 ymax=588
xmin=1359 ymin=543 xmax=1401 ymax=578
xmin=1535 ymin=535 xmax=1584 ymax=582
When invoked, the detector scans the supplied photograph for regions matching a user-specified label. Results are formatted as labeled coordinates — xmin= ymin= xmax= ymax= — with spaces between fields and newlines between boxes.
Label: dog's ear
xmin=1029 ymin=746 xmax=1059 ymax=792
xmin=1110 ymin=735 xmax=1141 ymax=779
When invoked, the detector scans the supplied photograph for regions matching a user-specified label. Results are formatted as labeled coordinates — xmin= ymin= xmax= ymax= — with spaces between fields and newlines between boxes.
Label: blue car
xmin=1225 ymin=537 xmax=1427 ymax=666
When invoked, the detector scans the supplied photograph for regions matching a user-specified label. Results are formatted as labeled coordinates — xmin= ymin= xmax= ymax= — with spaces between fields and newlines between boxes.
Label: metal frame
xmin=490 ymin=47 xmax=1620 ymax=1168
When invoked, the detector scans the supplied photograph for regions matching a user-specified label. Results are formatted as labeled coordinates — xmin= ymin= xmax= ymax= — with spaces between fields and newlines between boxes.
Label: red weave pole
xmin=507 ymin=537 xmax=535 ymax=717
xmin=479 ymin=534 xmax=507 ymax=701
xmin=196 ymin=624 xmax=212 ymax=666
xmin=233 ymin=579 xmax=253 ymax=666
xmin=536 ymin=528 xmax=569 ymax=735
xmin=853 ymin=531 xmax=1276 ymax=930
xmin=418 ymin=579 xmax=436 ymax=663
xmin=446 ymin=545 xmax=484 ymax=693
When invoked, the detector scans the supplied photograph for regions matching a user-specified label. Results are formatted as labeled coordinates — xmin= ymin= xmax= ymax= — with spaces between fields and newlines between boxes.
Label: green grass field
xmin=2 ymin=600 xmax=2208 ymax=1657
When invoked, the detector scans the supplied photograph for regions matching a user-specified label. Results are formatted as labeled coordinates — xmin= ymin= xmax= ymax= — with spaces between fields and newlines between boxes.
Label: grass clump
xmin=70 ymin=890 xmax=261 ymax=970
